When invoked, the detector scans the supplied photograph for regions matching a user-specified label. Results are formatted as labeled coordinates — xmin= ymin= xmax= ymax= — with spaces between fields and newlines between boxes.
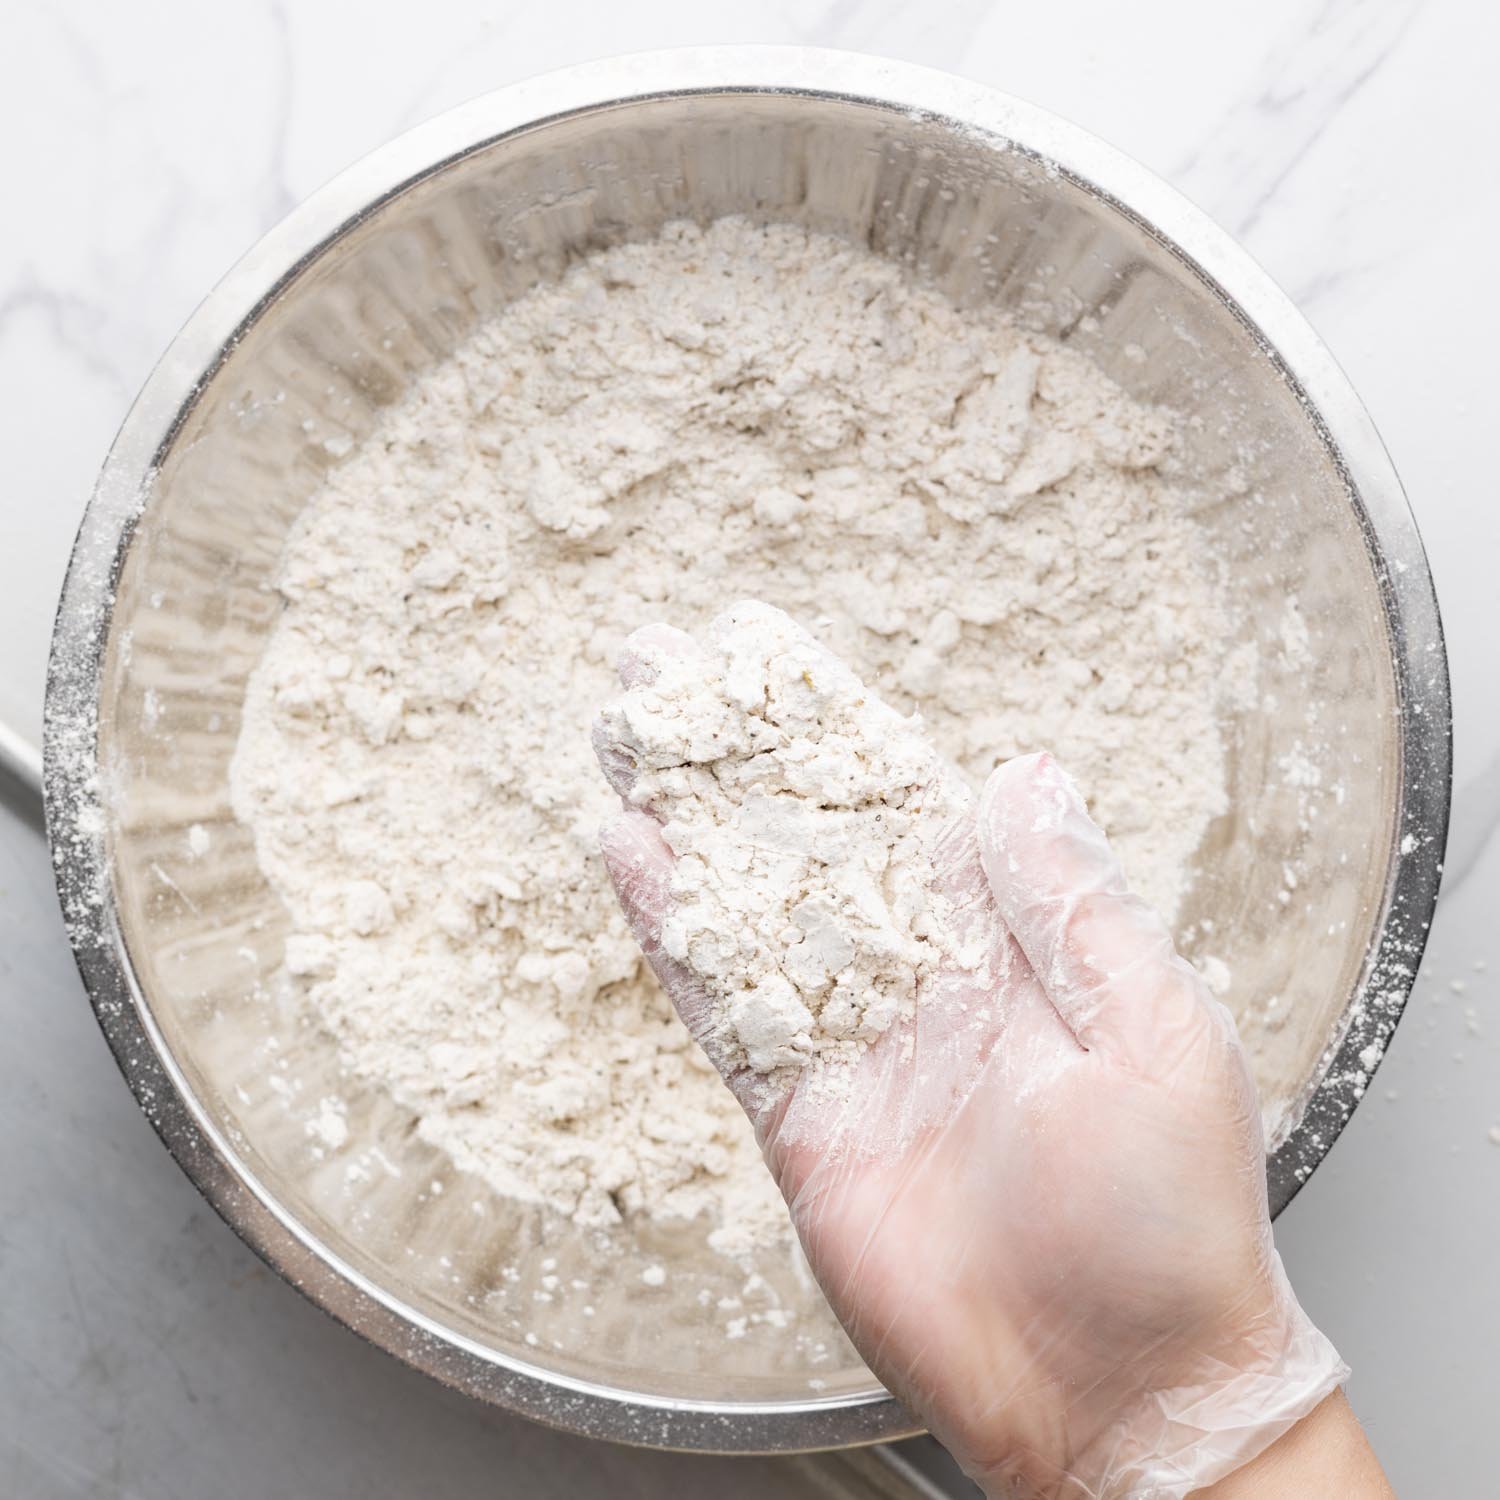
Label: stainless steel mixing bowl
xmin=45 ymin=48 xmax=1450 ymax=1453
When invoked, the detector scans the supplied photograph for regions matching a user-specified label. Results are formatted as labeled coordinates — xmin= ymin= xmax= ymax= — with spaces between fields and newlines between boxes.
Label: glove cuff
xmin=1082 ymin=1255 xmax=1349 ymax=1500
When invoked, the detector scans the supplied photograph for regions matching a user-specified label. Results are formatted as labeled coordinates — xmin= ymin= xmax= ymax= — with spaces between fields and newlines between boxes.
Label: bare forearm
xmin=1193 ymin=1391 xmax=1393 ymax=1499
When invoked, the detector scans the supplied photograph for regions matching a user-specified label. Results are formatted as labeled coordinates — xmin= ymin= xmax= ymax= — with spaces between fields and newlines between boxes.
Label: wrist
xmin=1192 ymin=1390 xmax=1394 ymax=1499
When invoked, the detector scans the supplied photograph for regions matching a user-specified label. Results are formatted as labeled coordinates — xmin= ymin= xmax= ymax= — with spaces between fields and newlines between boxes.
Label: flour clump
xmin=230 ymin=217 xmax=1235 ymax=1262
xmin=598 ymin=601 xmax=976 ymax=1087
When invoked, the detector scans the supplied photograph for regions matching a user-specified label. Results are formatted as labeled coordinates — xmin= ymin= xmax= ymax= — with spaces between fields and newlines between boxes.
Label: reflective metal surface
xmin=44 ymin=48 xmax=1449 ymax=1454
xmin=0 ymin=719 xmax=43 ymax=834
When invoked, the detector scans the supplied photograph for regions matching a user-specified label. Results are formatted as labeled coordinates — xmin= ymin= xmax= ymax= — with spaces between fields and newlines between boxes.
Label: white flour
xmin=599 ymin=601 xmax=977 ymax=1091
xmin=231 ymin=217 xmax=1234 ymax=1260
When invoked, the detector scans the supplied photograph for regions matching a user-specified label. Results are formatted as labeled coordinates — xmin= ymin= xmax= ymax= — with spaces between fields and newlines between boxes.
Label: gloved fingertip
xmin=616 ymin=621 xmax=701 ymax=689
xmin=599 ymin=807 xmax=671 ymax=877
xmin=599 ymin=810 xmax=674 ymax=942
xmin=977 ymin=750 xmax=1092 ymax=908
xmin=982 ymin=749 xmax=1079 ymax=819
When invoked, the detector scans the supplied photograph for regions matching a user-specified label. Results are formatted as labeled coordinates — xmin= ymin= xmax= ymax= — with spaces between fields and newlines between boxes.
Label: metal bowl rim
xmin=42 ymin=44 xmax=1451 ymax=1454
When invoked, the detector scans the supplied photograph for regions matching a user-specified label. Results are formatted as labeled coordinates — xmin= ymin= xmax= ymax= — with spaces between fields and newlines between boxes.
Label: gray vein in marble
xmin=1233 ymin=12 xmax=1419 ymax=238
xmin=1288 ymin=257 xmax=1364 ymax=309
xmin=0 ymin=278 xmax=135 ymax=401
xmin=47 ymin=4 xmax=109 ymax=97
xmin=1174 ymin=0 xmax=1423 ymax=237
xmin=1435 ymin=749 xmax=1500 ymax=901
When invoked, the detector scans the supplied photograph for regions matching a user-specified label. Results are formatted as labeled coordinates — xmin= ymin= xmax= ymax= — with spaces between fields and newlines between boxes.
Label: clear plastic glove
xmin=595 ymin=623 xmax=1347 ymax=1500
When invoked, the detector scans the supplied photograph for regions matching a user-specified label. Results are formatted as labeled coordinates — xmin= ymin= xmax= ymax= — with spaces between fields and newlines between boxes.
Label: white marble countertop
xmin=3 ymin=2 xmax=1496 ymax=1494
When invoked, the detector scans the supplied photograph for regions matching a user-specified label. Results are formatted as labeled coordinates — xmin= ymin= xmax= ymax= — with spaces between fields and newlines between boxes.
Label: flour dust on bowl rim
xmin=43 ymin=47 xmax=1450 ymax=1453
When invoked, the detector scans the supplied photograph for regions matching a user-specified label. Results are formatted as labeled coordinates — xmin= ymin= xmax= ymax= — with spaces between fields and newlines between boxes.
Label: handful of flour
xmin=594 ymin=601 xmax=976 ymax=1084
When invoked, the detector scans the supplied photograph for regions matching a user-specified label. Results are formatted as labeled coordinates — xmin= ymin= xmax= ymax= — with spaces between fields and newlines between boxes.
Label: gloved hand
xmin=594 ymin=616 xmax=1347 ymax=1500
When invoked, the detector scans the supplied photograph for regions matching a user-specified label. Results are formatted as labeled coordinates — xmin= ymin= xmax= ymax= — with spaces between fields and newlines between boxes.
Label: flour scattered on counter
xmin=230 ymin=217 xmax=1235 ymax=1259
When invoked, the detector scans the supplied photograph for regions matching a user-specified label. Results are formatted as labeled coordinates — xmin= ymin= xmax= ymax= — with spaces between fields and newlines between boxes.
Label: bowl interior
xmin=86 ymin=90 xmax=1398 ymax=1416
